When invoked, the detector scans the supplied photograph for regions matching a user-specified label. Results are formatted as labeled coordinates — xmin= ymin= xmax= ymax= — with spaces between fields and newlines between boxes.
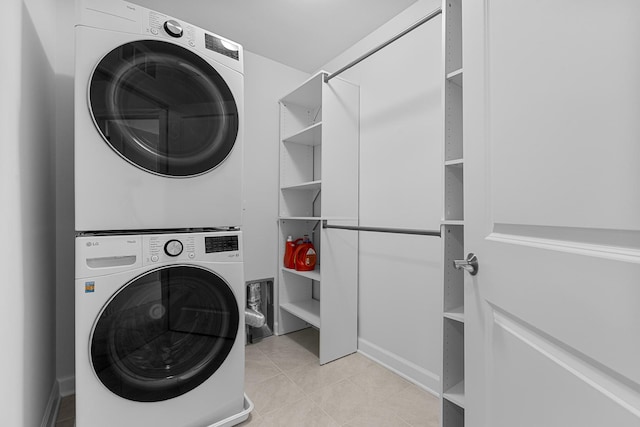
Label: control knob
xmin=164 ymin=20 xmax=183 ymax=38
xmin=164 ymin=239 xmax=183 ymax=257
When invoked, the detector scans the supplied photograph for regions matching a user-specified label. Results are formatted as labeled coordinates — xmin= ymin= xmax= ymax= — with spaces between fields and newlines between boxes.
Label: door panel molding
xmin=488 ymin=224 xmax=640 ymax=263
xmin=492 ymin=307 xmax=640 ymax=419
xmin=485 ymin=0 xmax=640 ymax=232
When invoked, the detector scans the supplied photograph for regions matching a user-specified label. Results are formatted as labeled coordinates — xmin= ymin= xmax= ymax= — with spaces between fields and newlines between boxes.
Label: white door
xmin=464 ymin=1 xmax=640 ymax=426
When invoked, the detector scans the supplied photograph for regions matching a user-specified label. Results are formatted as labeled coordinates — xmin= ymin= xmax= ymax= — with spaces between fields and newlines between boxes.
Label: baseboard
xmin=41 ymin=376 xmax=75 ymax=427
xmin=358 ymin=337 xmax=441 ymax=397
xmin=58 ymin=374 xmax=76 ymax=397
xmin=41 ymin=381 xmax=60 ymax=427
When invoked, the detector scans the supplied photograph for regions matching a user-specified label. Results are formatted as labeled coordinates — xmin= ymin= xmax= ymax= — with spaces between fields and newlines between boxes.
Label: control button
xmin=164 ymin=19 xmax=183 ymax=38
xmin=164 ymin=239 xmax=184 ymax=257
xmin=188 ymin=252 xmax=195 ymax=259
xmin=151 ymin=255 xmax=159 ymax=262
xmin=150 ymin=28 xmax=159 ymax=35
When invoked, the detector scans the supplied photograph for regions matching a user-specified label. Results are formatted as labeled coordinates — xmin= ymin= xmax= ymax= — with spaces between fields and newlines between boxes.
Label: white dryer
xmin=75 ymin=230 xmax=245 ymax=427
xmin=74 ymin=0 xmax=244 ymax=231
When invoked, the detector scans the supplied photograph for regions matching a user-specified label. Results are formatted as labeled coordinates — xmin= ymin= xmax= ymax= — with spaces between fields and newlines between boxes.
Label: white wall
xmin=320 ymin=0 xmax=444 ymax=393
xmin=242 ymin=52 xmax=309 ymax=283
xmin=1 ymin=0 xmax=58 ymax=425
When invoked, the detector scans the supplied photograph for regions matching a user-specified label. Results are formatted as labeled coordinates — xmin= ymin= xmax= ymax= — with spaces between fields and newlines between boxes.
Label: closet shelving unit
xmin=277 ymin=71 xmax=360 ymax=365
xmin=441 ymin=0 xmax=465 ymax=426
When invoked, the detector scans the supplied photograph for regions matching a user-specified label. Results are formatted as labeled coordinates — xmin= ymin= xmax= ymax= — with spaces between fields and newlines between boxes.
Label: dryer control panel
xmin=76 ymin=0 xmax=244 ymax=74
xmin=142 ymin=7 xmax=242 ymax=69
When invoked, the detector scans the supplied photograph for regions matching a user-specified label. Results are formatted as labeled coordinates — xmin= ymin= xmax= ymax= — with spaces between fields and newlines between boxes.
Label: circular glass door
xmin=89 ymin=40 xmax=239 ymax=177
xmin=90 ymin=265 xmax=239 ymax=402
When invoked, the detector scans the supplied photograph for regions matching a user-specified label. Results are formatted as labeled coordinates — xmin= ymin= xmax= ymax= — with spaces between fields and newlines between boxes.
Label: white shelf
xmin=282 ymin=266 xmax=321 ymax=282
xmin=443 ymin=380 xmax=465 ymax=408
xmin=279 ymin=71 xmax=326 ymax=108
xmin=283 ymin=122 xmax=322 ymax=146
xmin=444 ymin=158 xmax=464 ymax=166
xmin=280 ymin=300 xmax=320 ymax=328
xmin=281 ymin=180 xmax=322 ymax=191
xmin=279 ymin=216 xmax=323 ymax=221
xmin=442 ymin=219 xmax=464 ymax=225
xmin=444 ymin=306 xmax=465 ymax=323
xmin=447 ymin=68 xmax=463 ymax=87
xmin=278 ymin=71 xmax=359 ymax=365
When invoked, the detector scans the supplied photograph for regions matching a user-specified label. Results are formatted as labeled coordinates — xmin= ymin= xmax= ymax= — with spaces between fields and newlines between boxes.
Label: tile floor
xmin=240 ymin=328 xmax=439 ymax=426
xmin=55 ymin=394 xmax=75 ymax=427
xmin=56 ymin=328 xmax=439 ymax=427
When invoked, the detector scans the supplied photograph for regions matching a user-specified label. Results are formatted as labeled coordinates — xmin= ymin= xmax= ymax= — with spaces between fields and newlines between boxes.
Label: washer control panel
xmin=142 ymin=231 xmax=242 ymax=264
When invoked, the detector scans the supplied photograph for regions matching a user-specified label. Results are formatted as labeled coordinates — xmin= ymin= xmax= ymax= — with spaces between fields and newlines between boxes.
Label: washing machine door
xmin=90 ymin=265 xmax=239 ymax=402
xmin=89 ymin=40 xmax=239 ymax=177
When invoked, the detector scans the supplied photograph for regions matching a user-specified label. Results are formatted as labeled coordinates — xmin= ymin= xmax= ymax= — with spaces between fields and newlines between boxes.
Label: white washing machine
xmin=74 ymin=0 xmax=244 ymax=232
xmin=75 ymin=230 xmax=245 ymax=427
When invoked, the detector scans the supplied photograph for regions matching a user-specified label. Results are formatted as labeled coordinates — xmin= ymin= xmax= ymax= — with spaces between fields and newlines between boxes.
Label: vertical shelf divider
xmin=442 ymin=0 xmax=465 ymax=426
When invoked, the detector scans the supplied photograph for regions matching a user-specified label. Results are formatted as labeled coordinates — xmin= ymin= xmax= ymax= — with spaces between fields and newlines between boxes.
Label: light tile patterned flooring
xmin=239 ymin=328 xmax=439 ymax=427
xmin=56 ymin=328 xmax=439 ymax=426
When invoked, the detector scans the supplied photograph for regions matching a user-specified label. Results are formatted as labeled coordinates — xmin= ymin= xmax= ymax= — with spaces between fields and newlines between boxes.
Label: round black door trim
xmin=89 ymin=264 xmax=239 ymax=402
xmin=89 ymin=40 xmax=239 ymax=178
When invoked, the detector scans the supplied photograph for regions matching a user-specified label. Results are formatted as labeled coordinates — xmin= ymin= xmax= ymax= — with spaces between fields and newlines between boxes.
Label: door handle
xmin=453 ymin=253 xmax=478 ymax=275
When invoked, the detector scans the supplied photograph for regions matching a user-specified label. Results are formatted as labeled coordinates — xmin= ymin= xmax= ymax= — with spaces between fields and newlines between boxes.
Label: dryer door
xmin=89 ymin=40 xmax=239 ymax=177
xmin=90 ymin=265 xmax=239 ymax=402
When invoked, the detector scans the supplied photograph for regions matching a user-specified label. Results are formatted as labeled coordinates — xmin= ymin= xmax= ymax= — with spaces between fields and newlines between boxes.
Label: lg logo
xmin=86 ymin=242 xmax=100 ymax=247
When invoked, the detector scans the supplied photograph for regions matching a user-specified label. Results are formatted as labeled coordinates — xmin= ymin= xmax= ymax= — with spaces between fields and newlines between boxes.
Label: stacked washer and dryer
xmin=74 ymin=1 xmax=249 ymax=426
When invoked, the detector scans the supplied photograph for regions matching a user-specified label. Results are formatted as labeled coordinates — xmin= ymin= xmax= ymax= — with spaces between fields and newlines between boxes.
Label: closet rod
xmin=324 ymin=7 xmax=443 ymax=83
xmin=322 ymin=221 xmax=441 ymax=237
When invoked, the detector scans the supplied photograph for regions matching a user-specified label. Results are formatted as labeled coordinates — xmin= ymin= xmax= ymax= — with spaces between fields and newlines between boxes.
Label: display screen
xmin=204 ymin=33 xmax=239 ymax=60
xmin=205 ymin=236 xmax=239 ymax=253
